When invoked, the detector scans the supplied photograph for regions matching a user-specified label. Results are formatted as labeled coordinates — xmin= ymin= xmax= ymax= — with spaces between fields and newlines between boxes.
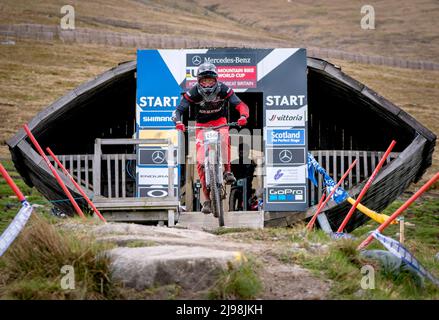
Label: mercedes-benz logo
xmin=152 ymin=151 xmax=165 ymax=164
xmin=192 ymin=55 xmax=202 ymax=65
xmin=279 ymin=150 xmax=293 ymax=163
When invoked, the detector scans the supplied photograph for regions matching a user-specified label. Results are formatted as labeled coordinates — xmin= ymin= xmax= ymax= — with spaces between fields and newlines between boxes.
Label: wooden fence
xmin=1 ymin=24 xmax=438 ymax=71
xmin=49 ymin=147 xmax=400 ymax=206
xmin=308 ymin=150 xmax=399 ymax=205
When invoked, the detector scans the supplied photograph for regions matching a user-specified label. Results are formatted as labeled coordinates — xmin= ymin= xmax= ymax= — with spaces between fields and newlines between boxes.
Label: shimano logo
xmin=142 ymin=116 xmax=172 ymax=122
xmin=266 ymin=95 xmax=306 ymax=107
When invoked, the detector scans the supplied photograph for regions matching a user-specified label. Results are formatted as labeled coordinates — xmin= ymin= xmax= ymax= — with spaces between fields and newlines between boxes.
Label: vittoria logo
xmin=266 ymin=109 xmax=306 ymax=127
xmin=268 ymin=114 xmax=303 ymax=122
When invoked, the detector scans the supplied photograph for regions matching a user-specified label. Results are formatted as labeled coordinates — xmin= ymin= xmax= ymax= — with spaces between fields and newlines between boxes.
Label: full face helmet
xmin=196 ymin=62 xmax=220 ymax=101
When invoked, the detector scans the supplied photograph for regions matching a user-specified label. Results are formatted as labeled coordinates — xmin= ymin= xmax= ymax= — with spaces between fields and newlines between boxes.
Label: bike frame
xmin=186 ymin=122 xmax=239 ymax=225
xmin=188 ymin=122 xmax=238 ymax=190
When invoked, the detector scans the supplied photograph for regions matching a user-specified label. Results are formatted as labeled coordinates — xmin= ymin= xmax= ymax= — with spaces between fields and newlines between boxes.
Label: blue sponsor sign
xmin=139 ymin=111 xmax=174 ymax=128
xmin=267 ymin=129 xmax=305 ymax=146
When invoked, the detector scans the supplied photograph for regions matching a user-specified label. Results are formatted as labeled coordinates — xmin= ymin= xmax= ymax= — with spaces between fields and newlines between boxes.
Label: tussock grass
xmin=208 ymin=256 xmax=263 ymax=300
xmin=125 ymin=240 xmax=156 ymax=248
xmin=290 ymin=234 xmax=439 ymax=299
xmin=0 ymin=213 xmax=119 ymax=299
xmin=207 ymin=227 xmax=253 ymax=235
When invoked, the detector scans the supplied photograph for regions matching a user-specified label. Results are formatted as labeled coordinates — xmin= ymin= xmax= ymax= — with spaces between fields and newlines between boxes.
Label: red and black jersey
xmin=173 ymin=82 xmax=249 ymax=124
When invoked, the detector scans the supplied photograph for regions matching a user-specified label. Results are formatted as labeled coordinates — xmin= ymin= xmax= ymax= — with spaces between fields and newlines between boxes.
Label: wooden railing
xmin=308 ymin=150 xmax=400 ymax=205
xmin=48 ymin=138 xmax=176 ymax=200
xmin=48 ymin=154 xmax=94 ymax=191
xmin=49 ymin=148 xmax=400 ymax=204
xmin=93 ymin=138 xmax=176 ymax=200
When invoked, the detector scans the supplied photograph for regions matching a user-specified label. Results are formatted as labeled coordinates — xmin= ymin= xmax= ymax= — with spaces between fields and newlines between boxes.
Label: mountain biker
xmin=172 ymin=62 xmax=249 ymax=214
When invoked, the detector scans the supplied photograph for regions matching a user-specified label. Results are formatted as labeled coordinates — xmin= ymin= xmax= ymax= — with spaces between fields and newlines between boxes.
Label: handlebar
xmin=186 ymin=122 xmax=240 ymax=131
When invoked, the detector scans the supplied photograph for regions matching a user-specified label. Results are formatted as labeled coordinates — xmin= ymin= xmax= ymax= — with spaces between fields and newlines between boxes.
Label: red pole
xmin=46 ymin=147 xmax=106 ymax=223
xmin=358 ymin=172 xmax=439 ymax=250
xmin=306 ymin=193 xmax=326 ymax=230
xmin=307 ymin=159 xmax=358 ymax=230
xmin=337 ymin=140 xmax=396 ymax=232
xmin=0 ymin=163 xmax=26 ymax=203
xmin=23 ymin=124 xmax=86 ymax=219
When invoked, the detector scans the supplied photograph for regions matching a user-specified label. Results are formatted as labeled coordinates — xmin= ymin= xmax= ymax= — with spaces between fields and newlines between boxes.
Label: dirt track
xmin=60 ymin=221 xmax=331 ymax=299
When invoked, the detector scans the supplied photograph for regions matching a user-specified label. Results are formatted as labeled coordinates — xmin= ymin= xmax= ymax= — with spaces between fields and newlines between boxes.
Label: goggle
xmin=199 ymin=77 xmax=217 ymax=88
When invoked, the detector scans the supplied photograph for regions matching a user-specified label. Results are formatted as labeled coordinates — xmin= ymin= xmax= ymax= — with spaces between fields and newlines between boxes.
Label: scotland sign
xmin=267 ymin=129 xmax=305 ymax=146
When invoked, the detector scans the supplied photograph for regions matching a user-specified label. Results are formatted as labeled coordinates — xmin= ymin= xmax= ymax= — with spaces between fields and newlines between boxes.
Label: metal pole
xmin=337 ymin=140 xmax=396 ymax=232
xmin=0 ymin=163 xmax=26 ymax=203
xmin=46 ymin=147 xmax=106 ymax=223
xmin=168 ymin=140 xmax=174 ymax=198
xmin=23 ymin=125 xmax=86 ymax=219
xmin=399 ymin=216 xmax=405 ymax=244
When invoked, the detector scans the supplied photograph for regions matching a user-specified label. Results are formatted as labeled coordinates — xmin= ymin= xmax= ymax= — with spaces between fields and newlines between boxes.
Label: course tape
xmin=371 ymin=231 xmax=439 ymax=287
xmin=0 ymin=201 xmax=33 ymax=257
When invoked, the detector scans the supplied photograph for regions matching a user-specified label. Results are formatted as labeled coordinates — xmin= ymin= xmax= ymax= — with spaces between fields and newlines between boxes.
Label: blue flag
xmin=307 ymin=153 xmax=349 ymax=204
xmin=0 ymin=201 xmax=33 ymax=257
xmin=371 ymin=231 xmax=439 ymax=287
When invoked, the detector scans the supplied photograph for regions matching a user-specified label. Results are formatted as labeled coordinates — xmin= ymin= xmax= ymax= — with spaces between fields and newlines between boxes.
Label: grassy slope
xmin=195 ymin=0 xmax=439 ymax=63
xmin=331 ymin=59 xmax=439 ymax=181
xmin=0 ymin=40 xmax=136 ymax=157
xmin=0 ymin=0 xmax=284 ymax=43
xmin=1 ymin=1 xmax=438 ymax=62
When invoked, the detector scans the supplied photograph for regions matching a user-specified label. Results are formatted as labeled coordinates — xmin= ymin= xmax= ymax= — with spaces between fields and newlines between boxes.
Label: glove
xmin=237 ymin=116 xmax=247 ymax=127
xmin=175 ymin=121 xmax=186 ymax=132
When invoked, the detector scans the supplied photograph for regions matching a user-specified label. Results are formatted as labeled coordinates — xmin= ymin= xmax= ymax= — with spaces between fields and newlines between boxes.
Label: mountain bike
xmin=188 ymin=122 xmax=239 ymax=227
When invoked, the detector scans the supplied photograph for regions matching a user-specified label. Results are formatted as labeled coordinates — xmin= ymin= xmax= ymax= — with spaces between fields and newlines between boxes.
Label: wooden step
xmin=177 ymin=211 xmax=264 ymax=230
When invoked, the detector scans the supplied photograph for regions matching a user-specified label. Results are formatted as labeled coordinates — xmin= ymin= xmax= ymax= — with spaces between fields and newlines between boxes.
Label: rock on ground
xmin=108 ymin=245 xmax=243 ymax=291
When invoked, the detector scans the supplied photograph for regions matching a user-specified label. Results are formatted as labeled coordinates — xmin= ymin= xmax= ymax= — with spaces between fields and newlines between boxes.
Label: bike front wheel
xmin=208 ymin=150 xmax=224 ymax=227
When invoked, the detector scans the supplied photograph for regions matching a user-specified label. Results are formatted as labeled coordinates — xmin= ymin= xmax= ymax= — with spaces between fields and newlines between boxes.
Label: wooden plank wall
xmin=308 ymin=150 xmax=400 ymax=205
